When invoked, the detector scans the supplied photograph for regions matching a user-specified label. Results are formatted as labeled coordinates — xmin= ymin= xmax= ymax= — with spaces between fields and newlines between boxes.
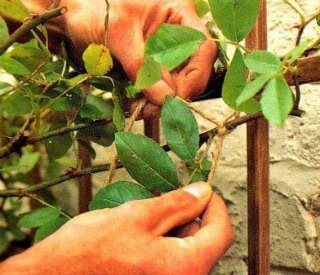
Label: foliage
xmin=0 ymin=0 xmax=319 ymax=251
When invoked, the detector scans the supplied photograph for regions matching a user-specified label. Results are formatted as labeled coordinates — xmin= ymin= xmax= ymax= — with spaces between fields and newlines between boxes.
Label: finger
xmin=184 ymin=193 xmax=234 ymax=266
xmin=174 ymin=221 xmax=200 ymax=238
xmin=109 ymin=21 xmax=174 ymax=106
xmin=142 ymin=182 xmax=212 ymax=235
xmin=172 ymin=3 xmax=218 ymax=99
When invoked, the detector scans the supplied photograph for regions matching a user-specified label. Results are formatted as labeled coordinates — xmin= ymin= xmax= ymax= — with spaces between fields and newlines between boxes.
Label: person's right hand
xmin=61 ymin=0 xmax=217 ymax=106
xmin=0 ymin=182 xmax=234 ymax=275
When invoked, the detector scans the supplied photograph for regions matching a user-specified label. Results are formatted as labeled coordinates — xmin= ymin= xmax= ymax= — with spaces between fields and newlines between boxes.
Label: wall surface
xmin=52 ymin=0 xmax=320 ymax=274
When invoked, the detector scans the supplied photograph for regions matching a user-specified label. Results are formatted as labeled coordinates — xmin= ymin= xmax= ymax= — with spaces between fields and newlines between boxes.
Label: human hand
xmin=0 ymin=182 xmax=233 ymax=274
xmin=59 ymin=0 xmax=217 ymax=110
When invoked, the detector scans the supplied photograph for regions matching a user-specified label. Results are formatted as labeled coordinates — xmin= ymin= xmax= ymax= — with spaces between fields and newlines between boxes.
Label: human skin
xmin=21 ymin=0 xmax=218 ymax=117
xmin=0 ymin=182 xmax=234 ymax=274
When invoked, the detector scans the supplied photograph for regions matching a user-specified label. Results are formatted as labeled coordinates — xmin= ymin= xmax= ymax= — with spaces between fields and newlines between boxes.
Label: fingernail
xmin=183 ymin=182 xmax=212 ymax=199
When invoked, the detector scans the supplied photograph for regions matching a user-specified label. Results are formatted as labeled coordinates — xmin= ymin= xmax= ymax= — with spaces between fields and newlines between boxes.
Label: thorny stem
xmin=0 ymin=119 xmax=111 ymax=159
xmin=0 ymin=115 xmax=34 ymax=158
xmin=296 ymin=9 xmax=320 ymax=46
xmin=0 ymin=110 xmax=303 ymax=198
xmin=104 ymin=0 xmax=110 ymax=45
xmin=0 ymin=164 xmax=111 ymax=197
xmin=0 ymin=7 xmax=67 ymax=55
xmin=0 ymin=62 xmax=48 ymax=98
xmin=106 ymin=98 xmax=148 ymax=185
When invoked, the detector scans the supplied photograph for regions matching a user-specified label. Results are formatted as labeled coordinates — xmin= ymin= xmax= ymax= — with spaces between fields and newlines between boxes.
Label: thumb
xmin=146 ymin=182 xmax=212 ymax=236
xmin=108 ymin=23 xmax=174 ymax=105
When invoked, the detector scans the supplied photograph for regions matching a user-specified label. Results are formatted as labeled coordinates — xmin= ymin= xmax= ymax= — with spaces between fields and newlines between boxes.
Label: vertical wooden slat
xmin=78 ymin=138 xmax=93 ymax=213
xmin=246 ymin=1 xmax=270 ymax=274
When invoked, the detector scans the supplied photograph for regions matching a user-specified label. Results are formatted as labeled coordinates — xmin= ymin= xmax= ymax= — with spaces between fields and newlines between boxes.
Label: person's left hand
xmin=0 ymin=182 xmax=234 ymax=275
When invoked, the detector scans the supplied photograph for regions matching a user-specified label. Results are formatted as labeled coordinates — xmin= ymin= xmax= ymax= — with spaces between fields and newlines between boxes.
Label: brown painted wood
xmin=246 ymin=1 xmax=270 ymax=274
xmin=286 ymin=55 xmax=320 ymax=85
xmin=78 ymin=138 xmax=93 ymax=213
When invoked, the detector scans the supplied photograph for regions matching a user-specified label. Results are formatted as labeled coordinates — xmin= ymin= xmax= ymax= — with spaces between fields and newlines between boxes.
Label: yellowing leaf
xmin=0 ymin=0 xmax=30 ymax=21
xmin=82 ymin=44 xmax=113 ymax=76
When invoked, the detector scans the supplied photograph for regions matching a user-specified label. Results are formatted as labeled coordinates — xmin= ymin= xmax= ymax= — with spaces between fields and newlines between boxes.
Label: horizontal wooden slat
xmin=286 ymin=55 xmax=320 ymax=85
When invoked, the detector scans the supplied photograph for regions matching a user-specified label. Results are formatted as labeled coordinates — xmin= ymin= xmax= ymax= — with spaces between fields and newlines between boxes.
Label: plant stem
xmin=0 ymin=7 xmax=67 ymax=55
xmin=40 ymin=75 xmax=90 ymax=115
xmin=0 ymin=115 xmax=34 ymax=158
xmin=0 ymin=119 xmax=111 ymax=159
xmin=27 ymin=194 xmax=72 ymax=219
xmin=0 ymin=110 xmax=303 ymax=198
xmin=0 ymin=164 xmax=111 ymax=197
xmin=0 ymin=62 xmax=48 ymax=97
xmin=207 ymin=37 xmax=251 ymax=53
xmin=296 ymin=9 xmax=320 ymax=45
xmin=106 ymin=98 xmax=147 ymax=185
xmin=282 ymin=0 xmax=305 ymax=21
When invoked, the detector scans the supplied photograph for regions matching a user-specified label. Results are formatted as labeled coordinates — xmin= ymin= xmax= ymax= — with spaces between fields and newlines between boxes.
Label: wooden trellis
xmin=76 ymin=1 xmax=320 ymax=274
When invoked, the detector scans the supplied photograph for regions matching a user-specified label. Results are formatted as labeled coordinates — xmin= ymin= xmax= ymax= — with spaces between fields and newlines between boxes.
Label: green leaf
xmin=82 ymin=44 xmax=113 ymax=76
xmin=0 ymin=0 xmax=30 ymax=21
xmin=112 ymin=90 xmax=125 ymax=132
xmin=4 ymin=90 xmax=33 ymax=115
xmin=288 ymin=38 xmax=317 ymax=63
xmin=4 ymin=210 xmax=25 ymax=241
xmin=115 ymin=133 xmax=178 ymax=193
xmin=0 ymin=55 xmax=30 ymax=75
xmin=78 ymin=122 xmax=116 ymax=147
xmin=209 ymin=0 xmax=260 ymax=42
xmin=65 ymin=74 xmax=88 ymax=87
xmin=55 ymin=155 xmax=78 ymax=168
xmin=89 ymin=181 xmax=153 ymax=210
xmin=50 ymin=87 xmax=82 ymax=112
xmin=261 ymin=77 xmax=294 ymax=128
xmin=236 ymin=74 xmax=275 ymax=106
xmin=0 ymin=81 xmax=11 ymax=96
xmin=80 ymin=94 xmax=113 ymax=120
xmin=161 ymin=97 xmax=199 ymax=164
xmin=18 ymin=207 xmax=61 ymax=228
xmin=45 ymin=123 xmax=73 ymax=160
xmin=145 ymin=23 xmax=206 ymax=71
xmin=0 ymin=16 xmax=9 ymax=43
xmin=245 ymin=51 xmax=282 ymax=74
xmin=34 ymin=217 xmax=68 ymax=243
xmin=194 ymin=0 xmax=210 ymax=17
xmin=124 ymin=84 xmax=141 ymax=98
xmin=0 ymin=227 xmax=9 ymax=255
xmin=0 ymin=152 xmax=40 ymax=174
xmin=317 ymin=15 xmax=320 ymax=26
xmin=134 ymin=57 xmax=162 ymax=90
xmin=188 ymin=159 xmax=212 ymax=183
xmin=10 ymin=41 xmax=50 ymax=71
xmin=222 ymin=49 xmax=261 ymax=113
